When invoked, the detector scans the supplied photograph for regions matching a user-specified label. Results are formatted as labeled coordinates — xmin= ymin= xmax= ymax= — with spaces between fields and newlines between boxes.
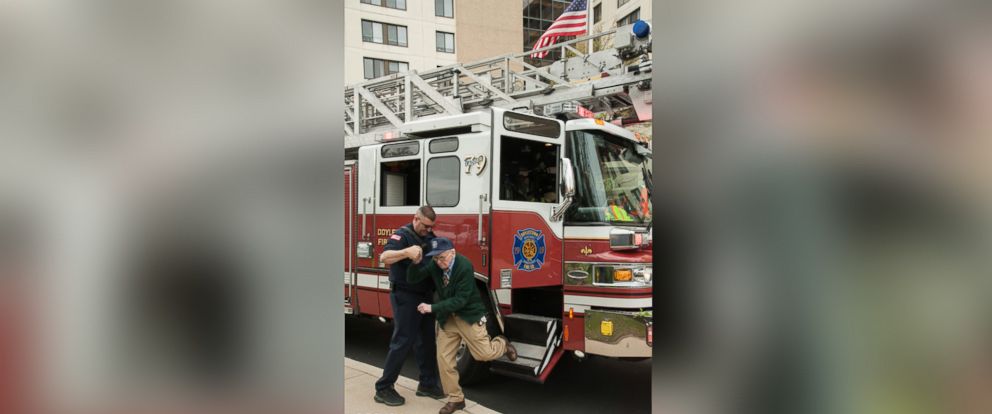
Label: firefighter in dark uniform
xmin=374 ymin=205 xmax=445 ymax=406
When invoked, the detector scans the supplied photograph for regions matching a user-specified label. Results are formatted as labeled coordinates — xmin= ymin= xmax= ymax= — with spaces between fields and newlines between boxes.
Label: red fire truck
xmin=343 ymin=22 xmax=653 ymax=383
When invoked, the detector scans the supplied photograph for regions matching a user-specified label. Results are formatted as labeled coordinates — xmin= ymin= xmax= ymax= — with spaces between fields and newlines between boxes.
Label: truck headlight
xmin=633 ymin=267 xmax=652 ymax=283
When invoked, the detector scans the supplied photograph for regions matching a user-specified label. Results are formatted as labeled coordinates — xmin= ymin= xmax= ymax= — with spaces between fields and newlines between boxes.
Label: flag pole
xmin=586 ymin=1 xmax=593 ymax=54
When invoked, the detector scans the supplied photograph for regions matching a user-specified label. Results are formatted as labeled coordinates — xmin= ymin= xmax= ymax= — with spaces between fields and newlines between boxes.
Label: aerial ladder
xmin=343 ymin=22 xmax=653 ymax=151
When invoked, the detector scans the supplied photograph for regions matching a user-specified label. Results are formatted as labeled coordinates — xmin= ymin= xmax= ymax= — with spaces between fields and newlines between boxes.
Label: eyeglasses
xmin=433 ymin=251 xmax=453 ymax=262
xmin=416 ymin=216 xmax=435 ymax=230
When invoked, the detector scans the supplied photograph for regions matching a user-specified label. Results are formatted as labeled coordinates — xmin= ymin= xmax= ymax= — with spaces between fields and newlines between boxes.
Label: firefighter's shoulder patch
xmin=390 ymin=234 xmax=402 ymax=241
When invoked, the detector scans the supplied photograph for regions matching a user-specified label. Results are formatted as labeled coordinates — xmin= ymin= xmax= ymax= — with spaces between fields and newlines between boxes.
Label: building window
xmin=360 ymin=0 xmax=406 ymax=11
xmin=435 ymin=0 xmax=453 ymax=18
xmin=364 ymin=57 xmax=409 ymax=79
xmin=618 ymin=0 xmax=630 ymax=8
xmin=617 ymin=8 xmax=640 ymax=26
xmin=426 ymin=157 xmax=460 ymax=207
xmin=523 ymin=0 xmax=576 ymax=66
xmin=361 ymin=20 xmax=408 ymax=47
xmin=593 ymin=3 xmax=602 ymax=23
xmin=435 ymin=31 xmax=455 ymax=53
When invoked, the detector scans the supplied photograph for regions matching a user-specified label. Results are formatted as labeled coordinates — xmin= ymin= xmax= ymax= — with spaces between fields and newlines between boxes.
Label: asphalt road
xmin=346 ymin=315 xmax=652 ymax=414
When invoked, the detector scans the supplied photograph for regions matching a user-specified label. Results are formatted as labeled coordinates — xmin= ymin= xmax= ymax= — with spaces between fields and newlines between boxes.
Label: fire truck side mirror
xmin=561 ymin=157 xmax=576 ymax=198
xmin=552 ymin=158 xmax=576 ymax=222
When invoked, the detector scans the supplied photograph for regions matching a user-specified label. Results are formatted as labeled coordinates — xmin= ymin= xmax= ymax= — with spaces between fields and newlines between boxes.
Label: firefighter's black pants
xmin=375 ymin=288 xmax=440 ymax=391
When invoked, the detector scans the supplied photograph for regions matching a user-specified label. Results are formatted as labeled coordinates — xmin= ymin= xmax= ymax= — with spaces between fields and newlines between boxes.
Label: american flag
xmin=530 ymin=0 xmax=588 ymax=59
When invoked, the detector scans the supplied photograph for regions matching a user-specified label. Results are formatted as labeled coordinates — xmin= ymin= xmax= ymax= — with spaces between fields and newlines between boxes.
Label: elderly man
xmin=373 ymin=206 xmax=444 ymax=406
xmin=408 ymin=237 xmax=517 ymax=414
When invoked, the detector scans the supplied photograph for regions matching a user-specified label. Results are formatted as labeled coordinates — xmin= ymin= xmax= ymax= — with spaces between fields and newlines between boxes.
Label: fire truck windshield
xmin=566 ymin=129 xmax=652 ymax=226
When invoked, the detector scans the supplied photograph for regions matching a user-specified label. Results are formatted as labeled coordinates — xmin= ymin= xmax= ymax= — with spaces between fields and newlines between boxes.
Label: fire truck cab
xmin=344 ymin=107 xmax=652 ymax=383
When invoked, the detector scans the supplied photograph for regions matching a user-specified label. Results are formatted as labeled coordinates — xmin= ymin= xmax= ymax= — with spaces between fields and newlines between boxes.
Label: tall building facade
xmin=345 ymin=0 xmax=458 ymax=84
xmin=522 ymin=0 xmax=575 ymax=66
xmin=455 ymin=1 xmax=523 ymax=64
xmin=589 ymin=0 xmax=651 ymax=39
xmin=345 ymin=0 xmax=523 ymax=85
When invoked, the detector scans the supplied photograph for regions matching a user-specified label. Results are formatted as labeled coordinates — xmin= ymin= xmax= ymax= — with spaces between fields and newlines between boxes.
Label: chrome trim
xmin=566 ymin=270 xmax=589 ymax=280
xmin=357 ymin=242 xmax=373 ymax=259
xmin=551 ymin=157 xmax=576 ymax=222
xmin=564 ymin=262 xmax=652 ymax=288
xmin=565 ymin=295 xmax=652 ymax=309
xmin=477 ymin=193 xmax=488 ymax=245
xmin=584 ymin=309 xmax=652 ymax=358
xmin=361 ymin=197 xmax=368 ymax=238
xmin=609 ymin=227 xmax=644 ymax=250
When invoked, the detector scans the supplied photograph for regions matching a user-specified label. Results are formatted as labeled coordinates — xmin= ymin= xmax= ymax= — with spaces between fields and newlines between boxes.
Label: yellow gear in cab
xmin=607 ymin=204 xmax=633 ymax=221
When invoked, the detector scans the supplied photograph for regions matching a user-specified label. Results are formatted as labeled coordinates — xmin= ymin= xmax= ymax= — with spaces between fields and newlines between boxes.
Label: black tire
xmin=455 ymin=342 xmax=491 ymax=385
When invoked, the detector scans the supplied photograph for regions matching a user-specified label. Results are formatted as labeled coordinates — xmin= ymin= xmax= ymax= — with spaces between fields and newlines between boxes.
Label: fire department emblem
xmin=512 ymin=228 xmax=546 ymax=271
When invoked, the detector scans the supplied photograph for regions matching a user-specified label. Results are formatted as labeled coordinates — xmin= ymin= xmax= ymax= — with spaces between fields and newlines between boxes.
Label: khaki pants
xmin=436 ymin=316 xmax=507 ymax=403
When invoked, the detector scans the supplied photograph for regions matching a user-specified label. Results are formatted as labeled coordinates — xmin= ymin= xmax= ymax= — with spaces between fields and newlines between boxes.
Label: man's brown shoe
xmin=504 ymin=342 xmax=518 ymax=361
xmin=496 ymin=335 xmax=518 ymax=361
xmin=439 ymin=400 xmax=466 ymax=414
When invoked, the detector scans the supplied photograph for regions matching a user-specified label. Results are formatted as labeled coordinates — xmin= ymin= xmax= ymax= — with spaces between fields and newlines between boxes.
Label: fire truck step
xmin=491 ymin=314 xmax=562 ymax=378
xmin=505 ymin=342 xmax=547 ymax=361
xmin=491 ymin=354 xmax=542 ymax=376
xmin=502 ymin=314 xmax=559 ymax=347
xmin=488 ymin=365 xmax=546 ymax=383
xmin=490 ymin=339 xmax=559 ymax=379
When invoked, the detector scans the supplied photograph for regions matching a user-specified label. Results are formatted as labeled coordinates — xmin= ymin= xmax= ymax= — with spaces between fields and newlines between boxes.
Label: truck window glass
xmin=381 ymin=142 xmax=419 ymax=158
xmin=380 ymin=160 xmax=420 ymax=206
xmin=503 ymin=112 xmax=560 ymax=138
xmin=565 ymin=130 xmax=652 ymax=224
xmin=426 ymin=156 xmax=459 ymax=207
xmin=499 ymin=136 xmax=559 ymax=203
xmin=429 ymin=137 xmax=458 ymax=153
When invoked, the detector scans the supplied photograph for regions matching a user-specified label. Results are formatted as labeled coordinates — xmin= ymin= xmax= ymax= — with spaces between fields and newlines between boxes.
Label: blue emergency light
xmin=632 ymin=20 xmax=650 ymax=39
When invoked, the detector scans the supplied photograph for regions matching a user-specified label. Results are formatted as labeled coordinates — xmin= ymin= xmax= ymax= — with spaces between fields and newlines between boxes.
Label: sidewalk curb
xmin=345 ymin=358 xmax=500 ymax=414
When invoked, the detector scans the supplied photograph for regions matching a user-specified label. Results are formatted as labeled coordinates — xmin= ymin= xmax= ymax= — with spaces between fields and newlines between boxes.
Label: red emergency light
xmin=577 ymin=105 xmax=594 ymax=118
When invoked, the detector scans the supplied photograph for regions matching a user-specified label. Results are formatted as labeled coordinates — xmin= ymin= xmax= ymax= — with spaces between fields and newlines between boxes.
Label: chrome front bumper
xmin=583 ymin=309 xmax=652 ymax=358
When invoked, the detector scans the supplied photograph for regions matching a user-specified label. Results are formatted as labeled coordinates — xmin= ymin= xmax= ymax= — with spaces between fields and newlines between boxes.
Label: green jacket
xmin=407 ymin=253 xmax=486 ymax=327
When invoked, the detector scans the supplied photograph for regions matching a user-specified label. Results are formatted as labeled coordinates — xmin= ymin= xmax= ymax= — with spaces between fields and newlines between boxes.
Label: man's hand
xmin=407 ymin=245 xmax=423 ymax=264
xmin=416 ymin=303 xmax=432 ymax=314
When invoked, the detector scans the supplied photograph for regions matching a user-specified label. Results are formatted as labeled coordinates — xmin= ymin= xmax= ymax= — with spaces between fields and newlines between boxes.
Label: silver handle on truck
xmin=478 ymin=193 xmax=488 ymax=245
xmin=361 ymin=197 xmax=368 ymax=239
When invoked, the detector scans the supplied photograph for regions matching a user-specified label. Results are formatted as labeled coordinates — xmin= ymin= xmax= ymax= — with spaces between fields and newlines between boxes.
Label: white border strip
xmin=495 ymin=288 xmax=511 ymax=305
xmin=355 ymin=273 xmax=382 ymax=289
xmin=564 ymin=226 xmax=611 ymax=240
xmin=563 ymin=304 xmax=591 ymax=314
xmin=564 ymin=294 xmax=652 ymax=309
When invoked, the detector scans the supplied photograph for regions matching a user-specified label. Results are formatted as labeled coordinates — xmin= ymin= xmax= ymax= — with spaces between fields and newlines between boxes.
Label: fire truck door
xmin=424 ymin=133 xmax=491 ymax=276
xmin=489 ymin=108 xmax=566 ymax=290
